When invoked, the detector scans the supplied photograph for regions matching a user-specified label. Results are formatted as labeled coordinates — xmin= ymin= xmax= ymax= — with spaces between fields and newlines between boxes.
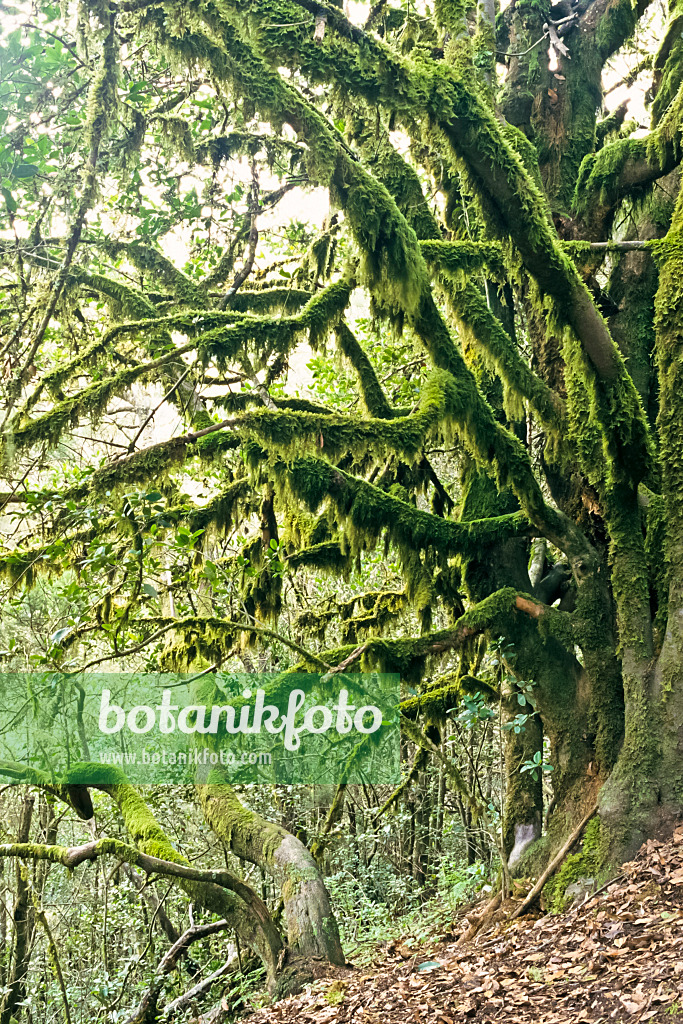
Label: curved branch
xmin=315 ymin=588 xmax=573 ymax=677
xmin=0 ymin=838 xmax=272 ymax=934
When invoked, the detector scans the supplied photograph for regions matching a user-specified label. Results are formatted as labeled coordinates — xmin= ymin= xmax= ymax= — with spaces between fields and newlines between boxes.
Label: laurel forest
xmin=0 ymin=0 xmax=681 ymax=1017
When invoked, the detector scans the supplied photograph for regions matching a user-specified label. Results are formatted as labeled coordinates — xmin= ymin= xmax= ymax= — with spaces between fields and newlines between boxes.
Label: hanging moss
xmin=651 ymin=5 xmax=683 ymax=126
xmin=89 ymin=437 xmax=195 ymax=494
xmin=287 ymin=541 xmax=351 ymax=573
xmin=73 ymin=267 xmax=160 ymax=321
xmin=232 ymin=368 xmax=457 ymax=463
xmin=5 ymin=344 xmax=195 ymax=456
xmin=302 ymin=455 xmax=526 ymax=550
xmin=182 ymin=479 xmax=251 ymax=535
xmin=8 ymin=363 xmax=167 ymax=455
xmin=104 ymin=240 xmax=207 ymax=308
xmin=231 ymin=0 xmax=652 ymax=501
xmin=401 ymin=679 xmax=465 ymax=721
xmin=196 ymin=131 xmax=303 ymax=168
xmin=332 ymin=160 xmax=429 ymax=314
xmin=296 ymin=588 xmax=407 ymax=643
xmin=448 ymin=282 xmax=566 ymax=435
xmin=341 ymin=108 xmax=593 ymax=562
xmin=149 ymin=113 xmax=197 ymax=162
xmin=10 ymin=275 xmax=353 ymax=458
xmin=0 ymin=526 xmax=97 ymax=589
xmin=560 ymin=325 xmax=653 ymax=492
xmin=575 ymin=80 xmax=683 ymax=224
xmin=420 ymin=239 xmax=506 ymax=280
xmin=229 ymin=287 xmax=312 ymax=314
xmin=310 ymin=586 xmax=522 ymax=682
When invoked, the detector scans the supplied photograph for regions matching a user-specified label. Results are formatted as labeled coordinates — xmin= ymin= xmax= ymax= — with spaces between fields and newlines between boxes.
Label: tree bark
xmin=196 ymin=780 xmax=345 ymax=966
xmin=0 ymin=792 xmax=34 ymax=1024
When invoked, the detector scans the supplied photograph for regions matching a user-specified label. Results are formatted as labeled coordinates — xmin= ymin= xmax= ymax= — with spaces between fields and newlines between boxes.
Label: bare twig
xmin=220 ymin=158 xmax=260 ymax=309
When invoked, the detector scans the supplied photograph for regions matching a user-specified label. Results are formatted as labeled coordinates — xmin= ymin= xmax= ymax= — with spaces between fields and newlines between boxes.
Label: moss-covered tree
xmin=1 ymin=0 xmax=682 ymax=1004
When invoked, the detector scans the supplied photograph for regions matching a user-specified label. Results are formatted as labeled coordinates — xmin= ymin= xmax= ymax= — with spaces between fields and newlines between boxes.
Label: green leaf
xmin=12 ymin=164 xmax=40 ymax=179
xmin=141 ymin=583 xmax=159 ymax=598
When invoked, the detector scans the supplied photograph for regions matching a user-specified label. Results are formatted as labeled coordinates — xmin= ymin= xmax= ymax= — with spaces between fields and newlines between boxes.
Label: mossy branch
xmin=102 ymin=781 xmax=282 ymax=980
xmin=7 ymin=343 xmax=196 ymax=454
xmin=447 ymin=283 xmax=566 ymax=436
xmin=8 ymin=11 xmax=117 ymax=412
xmin=104 ymin=239 xmax=207 ymax=307
xmin=138 ymin=615 xmax=333 ymax=672
xmin=574 ymin=89 xmax=683 ymax=234
xmin=313 ymin=588 xmax=573 ymax=680
xmin=420 ymin=239 xmax=506 ymax=279
xmin=0 ymin=837 xmax=272 ymax=923
xmin=335 ymin=322 xmax=395 ymax=418
xmin=219 ymin=0 xmax=651 ymax=492
xmin=276 ymin=454 xmax=532 ymax=562
xmin=400 ymin=674 xmax=497 ymax=720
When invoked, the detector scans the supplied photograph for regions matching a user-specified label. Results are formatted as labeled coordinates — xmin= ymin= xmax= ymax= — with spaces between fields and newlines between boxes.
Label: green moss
xmin=196 ymin=130 xmax=303 ymax=169
xmin=641 ymin=492 xmax=668 ymax=645
xmin=419 ymin=239 xmax=505 ymax=280
xmin=448 ymin=283 xmax=566 ymax=435
xmin=400 ymin=674 xmax=496 ymax=720
xmin=595 ymin=0 xmax=637 ymax=59
xmin=654 ymin=204 xmax=683 ymax=656
xmin=543 ymin=817 xmax=607 ymax=912
xmin=286 ymin=541 xmax=351 ymax=574
xmin=229 ymin=287 xmax=312 ymax=314
xmin=6 ymin=347 xmax=193 ymax=454
xmin=651 ymin=12 xmax=683 ymax=126
xmin=335 ymin=322 xmax=394 ymax=419
xmin=575 ymin=79 xmax=683 ymax=222
xmin=7 ymin=276 xmax=352 ymax=459
xmin=279 ymin=453 xmax=530 ymax=564
xmin=183 ymin=479 xmax=251 ymax=535
xmin=596 ymin=107 xmax=628 ymax=147
xmin=105 ymin=240 xmax=207 ymax=308
xmin=574 ymin=138 xmax=654 ymax=217
xmin=358 ymin=587 xmax=520 ymax=680
xmin=149 ymin=113 xmax=196 ymax=162
xmin=232 ymin=367 xmax=453 ymax=462
xmin=109 ymin=782 xmax=193 ymax=865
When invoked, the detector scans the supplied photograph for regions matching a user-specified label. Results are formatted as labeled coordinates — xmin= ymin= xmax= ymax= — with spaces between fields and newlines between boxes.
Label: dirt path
xmin=247 ymin=827 xmax=683 ymax=1024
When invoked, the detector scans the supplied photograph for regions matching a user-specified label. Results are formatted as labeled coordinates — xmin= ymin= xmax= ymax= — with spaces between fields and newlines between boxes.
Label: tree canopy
xmin=0 ymin=0 xmax=682 ymax=1016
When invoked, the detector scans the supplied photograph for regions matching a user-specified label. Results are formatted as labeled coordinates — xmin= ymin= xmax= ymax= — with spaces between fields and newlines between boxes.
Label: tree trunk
xmin=196 ymin=781 xmax=345 ymax=966
xmin=0 ymin=792 xmax=34 ymax=1024
xmin=102 ymin=782 xmax=283 ymax=989
xmin=503 ymin=710 xmax=543 ymax=868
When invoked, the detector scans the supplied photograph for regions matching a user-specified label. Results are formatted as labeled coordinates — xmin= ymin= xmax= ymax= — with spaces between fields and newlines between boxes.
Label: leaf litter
xmin=244 ymin=825 xmax=683 ymax=1024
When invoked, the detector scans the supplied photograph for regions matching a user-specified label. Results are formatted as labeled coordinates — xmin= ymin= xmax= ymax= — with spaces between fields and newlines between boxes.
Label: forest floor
xmin=247 ymin=826 xmax=683 ymax=1024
